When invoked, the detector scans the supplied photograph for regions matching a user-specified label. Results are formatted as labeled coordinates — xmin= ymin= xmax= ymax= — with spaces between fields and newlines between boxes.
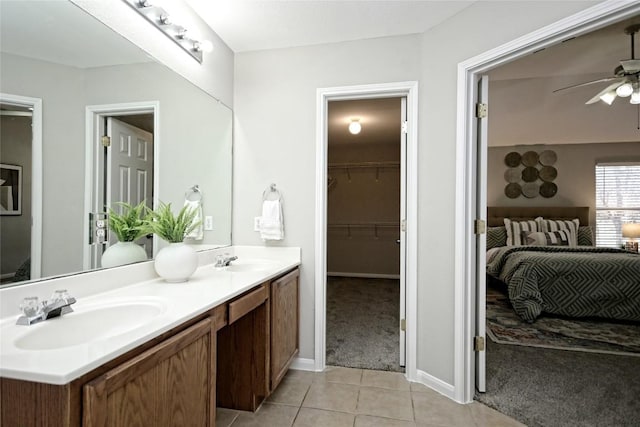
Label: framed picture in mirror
xmin=0 ymin=164 xmax=22 ymax=215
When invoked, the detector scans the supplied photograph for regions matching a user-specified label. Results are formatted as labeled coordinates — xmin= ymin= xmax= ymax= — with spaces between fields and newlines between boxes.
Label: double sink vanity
xmin=0 ymin=246 xmax=301 ymax=426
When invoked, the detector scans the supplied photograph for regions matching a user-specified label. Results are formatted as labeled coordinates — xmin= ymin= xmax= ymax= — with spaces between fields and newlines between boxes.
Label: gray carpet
xmin=326 ymin=276 xmax=403 ymax=372
xmin=475 ymin=339 xmax=640 ymax=426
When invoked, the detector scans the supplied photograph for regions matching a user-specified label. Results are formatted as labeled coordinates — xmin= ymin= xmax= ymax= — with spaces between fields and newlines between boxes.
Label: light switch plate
xmin=254 ymin=217 xmax=261 ymax=231
xmin=204 ymin=216 xmax=213 ymax=230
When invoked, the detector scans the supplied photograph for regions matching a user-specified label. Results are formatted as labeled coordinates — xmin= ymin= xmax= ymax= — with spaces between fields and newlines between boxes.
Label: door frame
xmin=454 ymin=1 xmax=640 ymax=403
xmin=315 ymin=81 xmax=419 ymax=380
xmin=83 ymin=101 xmax=160 ymax=270
xmin=0 ymin=93 xmax=43 ymax=281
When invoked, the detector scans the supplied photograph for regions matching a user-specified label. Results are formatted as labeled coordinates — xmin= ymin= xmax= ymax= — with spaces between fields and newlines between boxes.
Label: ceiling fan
xmin=554 ymin=24 xmax=640 ymax=105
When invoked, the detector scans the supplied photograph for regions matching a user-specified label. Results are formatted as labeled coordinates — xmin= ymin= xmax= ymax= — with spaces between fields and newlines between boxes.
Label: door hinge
xmin=401 ymin=219 xmax=406 ymax=232
xmin=401 ymin=121 xmax=408 ymax=134
xmin=101 ymin=136 xmax=111 ymax=147
xmin=400 ymin=319 xmax=406 ymax=331
xmin=474 ymin=219 xmax=486 ymax=235
xmin=474 ymin=336 xmax=485 ymax=352
xmin=475 ymin=103 xmax=488 ymax=119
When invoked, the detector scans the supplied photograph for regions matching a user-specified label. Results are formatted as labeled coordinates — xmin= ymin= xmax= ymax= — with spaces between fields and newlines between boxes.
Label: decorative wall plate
xmin=504 ymin=152 xmax=521 ymax=167
xmin=540 ymin=182 xmax=558 ymax=198
xmin=539 ymin=150 xmax=557 ymax=166
xmin=539 ymin=166 xmax=558 ymax=182
xmin=521 ymin=151 xmax=539 ymax=167
xmin=504 ymin=168 xmax=520 ymax=183
xmin=505 ymin=183 xmax=522 ymax=199
xmin=522 ymin=182 xmax=539 ymax=198
xmin=522 ymin=166 xmax=539 ymax=182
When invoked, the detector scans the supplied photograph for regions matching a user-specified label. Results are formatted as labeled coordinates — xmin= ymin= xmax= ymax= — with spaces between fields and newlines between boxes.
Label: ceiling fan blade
xmin=585 ymin=81 xmax=625 ymax=105
xmin=553 ymin=77 xmax=623 ymax=93
xmin=621 ymin=59 xmax=640 ymax=73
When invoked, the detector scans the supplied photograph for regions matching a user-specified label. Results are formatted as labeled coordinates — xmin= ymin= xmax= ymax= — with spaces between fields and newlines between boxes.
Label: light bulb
xmin=616 ymin=82 xmax=633 ymax=97
xmin=348 ymin=119 xmax=361 ymax=135
xmin=599 ymin=90 xmax=616 ymax=105
xmin=197 ymin=40 xmax=214 ymax=53
xmin=631 ymin=90 xmax=640 ymax=104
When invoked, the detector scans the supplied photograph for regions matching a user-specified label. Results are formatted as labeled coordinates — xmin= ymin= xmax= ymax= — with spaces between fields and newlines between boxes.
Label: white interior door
xmin=106 ymin=117 xmax=154 ymax=258
xmin=475 ymin=75 xmax=489 ymax=393
xmin=399 ymin=96 xmax=408 ymax=367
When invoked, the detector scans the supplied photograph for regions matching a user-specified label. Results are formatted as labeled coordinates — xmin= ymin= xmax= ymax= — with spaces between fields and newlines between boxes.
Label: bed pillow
xmin=521 ymin=230 xmax=571 ymax=246
xmin=504 ymin=218 xmax=540 ymax=246
xmin=577 ymin=225 xmax=594 ymax=246
xmin=487 ymin=226 xmax=507 ymax=249
xmin=536 ymin=218 xmax=580 ymax=247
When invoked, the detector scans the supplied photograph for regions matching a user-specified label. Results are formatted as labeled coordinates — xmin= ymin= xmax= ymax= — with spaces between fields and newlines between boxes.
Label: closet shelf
xmin=328 ymin=222 xmax=399 ymax=228
xmin=328 ymin=161 xmax=400 ymax=170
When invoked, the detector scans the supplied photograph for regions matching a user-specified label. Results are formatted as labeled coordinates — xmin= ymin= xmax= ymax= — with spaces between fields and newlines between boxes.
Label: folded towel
xmin=260 ymin=199 xmax=284 ymax=240
xmin=184 ymin=199 xmax=204 ymax=240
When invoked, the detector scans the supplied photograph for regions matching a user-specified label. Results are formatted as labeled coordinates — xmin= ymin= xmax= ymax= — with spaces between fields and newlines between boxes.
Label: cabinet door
xmin=83 ymin=319 xmax=213 ymax=427
xmin=270 ymin=268 xmax=300 ymax=391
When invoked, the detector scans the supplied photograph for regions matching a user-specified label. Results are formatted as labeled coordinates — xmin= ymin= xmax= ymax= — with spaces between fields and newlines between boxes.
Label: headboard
xmin=487 ymin=206 xmax=590 ymax=227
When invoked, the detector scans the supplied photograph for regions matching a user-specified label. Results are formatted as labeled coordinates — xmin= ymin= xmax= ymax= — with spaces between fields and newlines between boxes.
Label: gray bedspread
xmin=486 ymin=246 xmax=640 ymax=322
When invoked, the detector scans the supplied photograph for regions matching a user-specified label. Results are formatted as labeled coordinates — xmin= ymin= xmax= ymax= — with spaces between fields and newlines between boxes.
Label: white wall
xmin=233 ymin=34 xmax=422 ymax=360
xmin=233 ymin=0 xmax=601 ymax=387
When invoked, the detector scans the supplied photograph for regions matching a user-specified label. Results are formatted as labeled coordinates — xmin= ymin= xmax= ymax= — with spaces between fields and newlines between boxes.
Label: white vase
xmin=101 ymin=241 xmax=148 ymax=268
xmin=154 ymin=242 xmax=198 ymax=283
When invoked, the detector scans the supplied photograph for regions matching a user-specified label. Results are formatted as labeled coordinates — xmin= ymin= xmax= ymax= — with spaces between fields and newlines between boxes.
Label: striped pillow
xmin=521 ymin=230 xmax=570 ymax=246
xmin=504 ymin=218 xmax=540 ymax=246
xmin=536 ymin=218 xmax=580 ymax=247
xmin=487 ymin=226 xmax=507 ymax=249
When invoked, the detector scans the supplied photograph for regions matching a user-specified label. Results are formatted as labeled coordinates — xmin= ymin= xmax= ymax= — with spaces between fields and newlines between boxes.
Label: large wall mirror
xmin=0 ymin=0 xmax=232 ymax=288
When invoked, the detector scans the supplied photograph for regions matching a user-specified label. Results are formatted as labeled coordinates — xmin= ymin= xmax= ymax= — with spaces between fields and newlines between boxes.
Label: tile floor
xmin=216 ymin=367 xmax=525 ymax=427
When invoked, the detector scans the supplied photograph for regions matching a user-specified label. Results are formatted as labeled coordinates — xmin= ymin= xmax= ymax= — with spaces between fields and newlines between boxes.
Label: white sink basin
xmin=14 ymin=298 xmax=167 ymax=351
xmin=222 ymin=259 xmax=277 ymax=273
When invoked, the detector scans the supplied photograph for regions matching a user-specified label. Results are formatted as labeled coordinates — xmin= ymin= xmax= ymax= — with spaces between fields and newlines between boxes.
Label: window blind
xmin=595 ymin=164 xmax=640 ymax=248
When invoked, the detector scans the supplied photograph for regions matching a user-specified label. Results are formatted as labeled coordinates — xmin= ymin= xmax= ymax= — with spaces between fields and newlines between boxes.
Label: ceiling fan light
xmin=600 ymin=90 xmax=617 ymax=105
xmin=616 ymin=82 xmax=633 ymax=97
xmin=631 ymin=91 xmax=640 ymax=104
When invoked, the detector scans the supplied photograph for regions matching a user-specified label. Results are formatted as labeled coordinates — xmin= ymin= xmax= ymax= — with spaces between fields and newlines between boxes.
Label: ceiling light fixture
xmin=123 ymin=0 xmax=212 ymax=63
xmin=348 ymin=119 xmax=362 ymax=135
xmin=631 ymin=87 xmax=640 ymax=104
xmin=616 ymin=82 xmax=634 ymax=97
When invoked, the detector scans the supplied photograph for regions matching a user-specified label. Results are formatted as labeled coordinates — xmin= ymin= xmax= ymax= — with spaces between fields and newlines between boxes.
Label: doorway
xmin=315 ymin=81 xmax=419 ymax=380
xmin=83 ymin=102 xmax=159 ymax=270
xmin=326 ymin=97 xmax=404 ymax=372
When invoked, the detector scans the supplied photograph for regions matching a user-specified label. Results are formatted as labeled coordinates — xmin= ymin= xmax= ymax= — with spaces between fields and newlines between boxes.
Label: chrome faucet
xmin=16 ymin=290 xmax=76 ymax=326
xmin=215 ymin=253 xmax=238 ymax=268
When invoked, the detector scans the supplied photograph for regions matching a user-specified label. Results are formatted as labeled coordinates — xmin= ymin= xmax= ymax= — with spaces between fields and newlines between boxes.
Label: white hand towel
xmin=184 ymin=199 xmax=204 ymax=240
xmin=260 ymin=199 xmax=284 ymax=240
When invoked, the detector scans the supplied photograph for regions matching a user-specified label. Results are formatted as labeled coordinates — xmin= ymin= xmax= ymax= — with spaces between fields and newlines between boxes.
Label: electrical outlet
xmin=254 ymin=217 xmax=262 ymax=231
xmin=204 ymin=216 xmax=213 ymax=231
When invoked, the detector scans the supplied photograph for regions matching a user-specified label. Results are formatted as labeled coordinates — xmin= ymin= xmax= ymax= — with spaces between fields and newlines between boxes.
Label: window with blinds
xmin=595 ymin=163 xmax=640 ymax=248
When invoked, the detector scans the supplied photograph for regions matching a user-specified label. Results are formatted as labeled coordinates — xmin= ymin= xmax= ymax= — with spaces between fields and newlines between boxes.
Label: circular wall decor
xmin=504 ymin=168 xmax=520 ymax=183
xmin=522 ymin=182 xmax=539 ymax=198
xmin=539 ymin=150 xmax=557 ymax=166
xmin=540 ymin=182 xmax=558 ymax=198
xmin=521 ymin=151 xmax=539 ymax=167
xmin=522 ymin=166 xmax=539 ymax=182
xmin=505 ymin=183 xmax=522 ymax=199
xmin=539 ymin=166 xmax=558 ymax=182
xmin=505 ymin=152 xmax=521 ymax=167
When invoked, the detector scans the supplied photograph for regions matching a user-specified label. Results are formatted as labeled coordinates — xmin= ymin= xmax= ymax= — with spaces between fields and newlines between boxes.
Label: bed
xmin=486 ymin=206 xmax=640 ymax=323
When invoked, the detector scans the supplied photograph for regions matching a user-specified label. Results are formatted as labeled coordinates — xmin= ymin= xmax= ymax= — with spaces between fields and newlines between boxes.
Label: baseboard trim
xmin=290 ymin=357 xmax=317 ymax=371
xmin=327 ymin=272 xmax=400 ymax=280
xmin=415 ymin=369 xmax=456 ymax=401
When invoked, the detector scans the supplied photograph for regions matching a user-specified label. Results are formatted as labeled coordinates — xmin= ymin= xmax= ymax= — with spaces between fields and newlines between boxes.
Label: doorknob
xmin=396 ymin=239 xmax=401 ymax=244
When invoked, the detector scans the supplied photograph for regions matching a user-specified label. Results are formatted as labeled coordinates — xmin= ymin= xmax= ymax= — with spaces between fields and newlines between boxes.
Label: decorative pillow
xmin=487 ymin=226 xmax=507 ymax=249
xmin=577 ymin=226 xmax=594 ymax=246
xmin=536 ymin=218 xmax=580 ymax=247
xmin=504 ymin=218 xmax=540 ymax=246
xmin=521 ymin=230 xmax=570 ymax=246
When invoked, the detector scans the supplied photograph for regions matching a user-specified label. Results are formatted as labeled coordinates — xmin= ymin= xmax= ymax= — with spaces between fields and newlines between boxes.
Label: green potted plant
xmin=146 ymin=202 xmax=201 ymax=282
xmin=101 ymin=201 xmax=150 ymax=268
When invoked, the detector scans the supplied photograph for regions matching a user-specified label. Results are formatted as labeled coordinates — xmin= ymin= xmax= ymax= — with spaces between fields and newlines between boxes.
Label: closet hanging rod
xmin=328 ymin=161 xmax=400 ymax=170
xmin=328 ymin=222 xmax=400 ymax=228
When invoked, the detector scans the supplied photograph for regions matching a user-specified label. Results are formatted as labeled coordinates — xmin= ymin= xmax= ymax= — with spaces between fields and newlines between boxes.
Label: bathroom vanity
xmin=0 ymin=247 xmax=300 ymax=427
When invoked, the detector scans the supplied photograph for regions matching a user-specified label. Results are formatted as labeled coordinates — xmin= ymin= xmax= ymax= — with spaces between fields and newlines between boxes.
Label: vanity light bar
xmin=122 ymin=0 xmax=205 ymax=63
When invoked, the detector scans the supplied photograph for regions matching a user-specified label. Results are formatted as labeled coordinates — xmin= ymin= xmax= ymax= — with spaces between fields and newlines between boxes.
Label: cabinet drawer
xmin=228 ymin=285 xmax=268 ymax=325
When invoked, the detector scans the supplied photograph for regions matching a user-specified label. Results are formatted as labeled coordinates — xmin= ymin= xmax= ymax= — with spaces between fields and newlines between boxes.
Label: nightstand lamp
xmin=622 ymin=223 xmax=640 ymax=252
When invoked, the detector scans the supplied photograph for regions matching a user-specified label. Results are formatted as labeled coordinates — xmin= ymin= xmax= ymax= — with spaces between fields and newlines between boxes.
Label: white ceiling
xmin=0 ymin=0 xmax=152 ymax=69
xmin=184 ymin=0 xmax=475 ymax=53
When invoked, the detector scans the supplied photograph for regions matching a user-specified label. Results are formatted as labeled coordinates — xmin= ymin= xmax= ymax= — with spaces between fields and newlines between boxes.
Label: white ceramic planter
xmin=154 ymin=242 xmax=198 ymax=283
xmin=101 ymin=241 xmax=148 ymax=268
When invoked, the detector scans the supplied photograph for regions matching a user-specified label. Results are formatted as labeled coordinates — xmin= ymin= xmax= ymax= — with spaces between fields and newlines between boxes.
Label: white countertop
xmin=0 ymin=246 xmax=300 ymax=385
